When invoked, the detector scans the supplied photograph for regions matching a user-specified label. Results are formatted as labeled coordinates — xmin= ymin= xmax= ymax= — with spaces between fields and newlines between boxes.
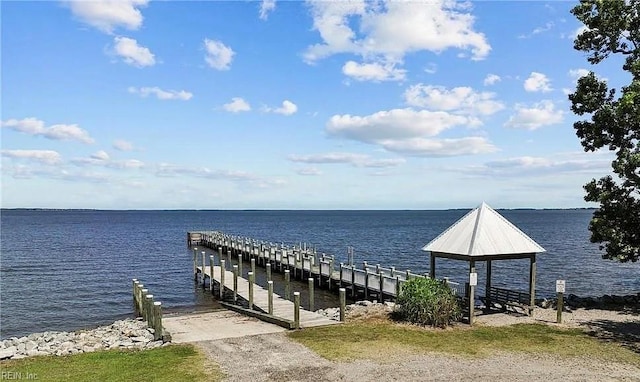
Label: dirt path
xmin=179 ymin=305 xmax=640 ymax=381
xmin=194 ymin=331 xmax=640 ymax=382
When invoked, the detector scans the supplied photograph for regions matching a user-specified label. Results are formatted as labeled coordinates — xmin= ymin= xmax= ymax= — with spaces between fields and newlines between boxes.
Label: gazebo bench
xmin=484 ymin=286 xmax=532 ymax=313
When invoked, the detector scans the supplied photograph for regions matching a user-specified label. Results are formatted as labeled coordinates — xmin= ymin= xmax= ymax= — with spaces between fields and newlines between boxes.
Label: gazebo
xmin=422 ymin=202 xmax=546 ymax=324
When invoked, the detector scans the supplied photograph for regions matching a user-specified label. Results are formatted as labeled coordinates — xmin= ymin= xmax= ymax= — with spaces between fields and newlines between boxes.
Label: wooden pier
xmin=196 ymin=264 xmax=338 ymax=329
xmin=188 ymin=231 xmax=464 ymax=309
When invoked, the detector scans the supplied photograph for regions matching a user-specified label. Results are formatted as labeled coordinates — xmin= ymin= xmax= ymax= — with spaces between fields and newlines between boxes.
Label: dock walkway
xmin=198 ymin=265 xmax=339 ymax=329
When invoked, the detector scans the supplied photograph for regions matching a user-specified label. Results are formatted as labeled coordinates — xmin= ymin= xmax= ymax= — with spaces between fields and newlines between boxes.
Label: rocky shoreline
xmin=536 ymin=292 xmax=640 ymax=310
xmin=0 ymin=318 xmax=167 ymax=361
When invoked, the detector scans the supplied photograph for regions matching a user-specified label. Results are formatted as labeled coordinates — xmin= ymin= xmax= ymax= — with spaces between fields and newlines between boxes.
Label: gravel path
xmin=192 ymin=305 xmax=640 ymax=382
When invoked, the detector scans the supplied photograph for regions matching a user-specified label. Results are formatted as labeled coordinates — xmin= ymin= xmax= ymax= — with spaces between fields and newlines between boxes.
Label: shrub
xmin=395 ymin=277 xmax=461 ymax=328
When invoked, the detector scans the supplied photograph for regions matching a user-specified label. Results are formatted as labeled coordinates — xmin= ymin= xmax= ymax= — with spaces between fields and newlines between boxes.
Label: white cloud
xmin=524 ymin=72 xmax=552 ymax=92
xmin=456 ymin=155 xmax=611 ymax=177
xmin=342 ymin=60 xmax=406 ymax=82
xmin=65 ymin=0 xmax=148 ymax=34
xmin=259 ymin=0 xmax=276 ymax=20
xmin=128 ymin=86 xmax=193 ymax=100
xmin=264 ymin=100 xmax=298 ymax=115
xmin=91 ymin=150 xmax=110 ymax=161
xmin=304 ymin=0 xmax=490 ymax=65
xmin=404 ymin=85 xmax=504 ymax=116
xmin=1 ymin=150 xmax=62 ymax=165
xmin=2 ymin=118 xmax=95 ymax=144
xmin=379 ymin=137 xmax=497 ymax=157
xmin=296 ymin=167 xmax=323 ymax=176
xmin=288 ymin=152 xmax=405 ymax=168
xmin=483 ymin=74 xmax=501 ymax=86
xmin=204 ymin=39 xmax=235 ymax=70
xmin=113 ymin=37 xmax=155 ymax=67
xmin=568 ymin=68 xmax=590 ymax=80
xmin=113 ymin=139 xmax=134 ymax=151
xmin=505 ymin=100 xmax=564 ymax=130
xmin=518 ymin=22 xmax=554 ymax=39
xmin=327 ymin=108 xmax=470 ymax=143
xmin=424 ymin=63 xmax=437 ymax=74
xmin=223 ymin=97 xmax=251 ymax=113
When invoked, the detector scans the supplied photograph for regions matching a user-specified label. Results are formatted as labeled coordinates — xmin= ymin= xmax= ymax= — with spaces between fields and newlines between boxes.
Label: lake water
xmin=1 ymin=209 xmax=638 ymax=339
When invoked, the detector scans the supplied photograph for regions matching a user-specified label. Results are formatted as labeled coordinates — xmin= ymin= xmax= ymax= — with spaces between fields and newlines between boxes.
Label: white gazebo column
xmin=469 ymin=260 xmax=476 ymax=325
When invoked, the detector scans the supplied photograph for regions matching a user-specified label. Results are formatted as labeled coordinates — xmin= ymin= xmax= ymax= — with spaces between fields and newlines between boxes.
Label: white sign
xmin=556 ymin=280 xmax=566 ymax=293
xmin=469 ymin=272 xmax=478 ymax=286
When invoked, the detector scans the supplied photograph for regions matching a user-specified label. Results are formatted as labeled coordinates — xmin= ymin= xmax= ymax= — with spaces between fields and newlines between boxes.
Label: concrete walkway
xmin=163 ymin=310 xmax=286 ymax=343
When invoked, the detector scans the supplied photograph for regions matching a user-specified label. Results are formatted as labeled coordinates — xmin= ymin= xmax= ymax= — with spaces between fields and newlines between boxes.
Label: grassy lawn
xmin=0 ymin=344 xmax=224 ymax=382
xmin=289 ymin=321 xmax=640 ymax=366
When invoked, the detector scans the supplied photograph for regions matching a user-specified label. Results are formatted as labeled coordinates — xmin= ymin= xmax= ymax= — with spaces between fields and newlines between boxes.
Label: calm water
xmin=1 ymin=209 xmax=638 ymax=339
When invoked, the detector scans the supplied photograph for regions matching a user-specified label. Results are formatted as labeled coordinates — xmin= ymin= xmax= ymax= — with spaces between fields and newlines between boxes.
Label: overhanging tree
xmin=569 ymin=0 xmax=640 ymax=262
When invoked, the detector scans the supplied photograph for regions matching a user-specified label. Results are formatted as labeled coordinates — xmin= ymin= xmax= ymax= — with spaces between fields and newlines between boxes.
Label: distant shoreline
xmin=0 ymin=207 xmax=598 ymax=212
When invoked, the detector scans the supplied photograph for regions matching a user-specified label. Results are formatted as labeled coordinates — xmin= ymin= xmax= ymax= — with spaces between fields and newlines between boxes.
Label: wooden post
xmin=227 ymin=246 xmax=231 ymax=268
xmin=237 ymin=253 xmax=242 ymax=276
xmin=268 ymin=281 xmax=274 ymax=315
xmin=145 ymin=294 xmax=154 ymax=327
xmin=232 ymin=265 xmax=238 ymax=303
xmin=339 ymin=288 xmax=346 ymax=322
xmin=248 ymin=272 xmax=254 ymax=310
xmin=284 ymin=269 xmax=291 ymax=300
xmin=153 ymin=301 xmax=163 ymax=341
xmin=308 ymin=277 xmax=315 ymax=311
xmin=218 ymin=246 xmax=223 ymax=265
xmin=220 ymin=259 xmax=226 ymax=299
xmin=137 ymin=284 xmax=144 ymax=315
xmin=132 ymin=279 xmax=139 ymax=316
xmin=557 ymin=292 xmax=564 ymax=323
xmin=529 ymin=255 xmax=537 ymax=316
xmin=251 ymin=258 xmax=256 ymax=276
xmin=267 ymin=262 xmax=272 ymax=282
xmin=486 ymin=260 xmax=492 ymax=308
xmin=430 ymin=254 xmax=436 ymax=278
xmin=364 ymin=268 xmax=369 ymax=300
xmin=201 ymin=251 xmax=206 ymax=287
xmin=294 ymin=292 xmax=300 ymax=329
xmin=192 ymin=248 xmax=197 ymax=280
xmin=140 ymin=288 xmax=148 ymax=320
xmin=209 ymin=256 xmax=215 ymax=293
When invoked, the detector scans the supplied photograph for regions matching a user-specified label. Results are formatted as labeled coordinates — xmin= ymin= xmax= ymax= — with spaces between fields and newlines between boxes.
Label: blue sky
xmin=1 ymin=0 xmax=623 ymax=209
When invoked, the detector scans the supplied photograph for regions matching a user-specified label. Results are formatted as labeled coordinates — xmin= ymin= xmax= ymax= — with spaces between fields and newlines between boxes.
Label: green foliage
xmin=0 ymin=344 xmax=223 ymax=382
xmin=395 ymin=277 xmax=461 ymax=328
xmin=569 ymin=0 xmax=640 ymax=263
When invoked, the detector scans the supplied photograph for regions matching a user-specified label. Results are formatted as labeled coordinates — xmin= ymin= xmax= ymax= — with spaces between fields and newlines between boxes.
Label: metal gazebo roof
xmin=422 ymin=202 xmax=545 ymax=260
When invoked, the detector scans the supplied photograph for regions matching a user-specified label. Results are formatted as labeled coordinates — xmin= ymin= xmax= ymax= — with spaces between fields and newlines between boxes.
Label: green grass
xmin=288 ymin=322 xmax=640 ymax=366
xmin=0 ymin=344 xmax=224 ymax=382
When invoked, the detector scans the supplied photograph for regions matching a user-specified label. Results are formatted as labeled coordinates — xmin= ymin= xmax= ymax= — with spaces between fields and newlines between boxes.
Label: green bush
xmin=395 ymin=277 xmax=461 ymax=328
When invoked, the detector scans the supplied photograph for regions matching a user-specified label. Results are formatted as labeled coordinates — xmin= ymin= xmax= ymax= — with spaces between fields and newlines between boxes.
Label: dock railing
xmin=189 ymin=231 xmax=464 ymax=302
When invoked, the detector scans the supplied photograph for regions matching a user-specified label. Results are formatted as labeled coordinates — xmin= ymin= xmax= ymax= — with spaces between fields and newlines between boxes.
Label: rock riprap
xmin=0 ymin=318 xmax=166 ymax=360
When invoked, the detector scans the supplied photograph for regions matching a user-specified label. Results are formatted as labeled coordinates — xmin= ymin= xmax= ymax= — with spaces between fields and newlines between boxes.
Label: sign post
xmin=556 ymin=280 xmax=565 ymax=323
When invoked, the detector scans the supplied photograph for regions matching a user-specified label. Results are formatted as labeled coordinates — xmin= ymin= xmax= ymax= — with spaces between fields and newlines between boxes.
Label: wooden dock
xmin=197 ymin=264 xmax=339 ymax=329
xmin=188 ymin=231 xmax=464 ymax=302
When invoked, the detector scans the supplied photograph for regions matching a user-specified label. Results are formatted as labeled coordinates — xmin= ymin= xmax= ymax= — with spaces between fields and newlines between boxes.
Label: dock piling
xmin=220 ymin=259 xmax=226 ymax=299
xmin=153 ymin=301 xmax=163 ymax=341
xmin=209 ymin=256 xmax=215 ymax=293
xmin=294 ymin=292 xmax=300 ymax=329
xmin=284 ymin=269 xmax=291 ymax=300
xmin=268 ymin=280 xmax=274 ymax=315
xmin=339 ymin=288 xmax=346 ymax=322
xmin=248 ymin=272 xmax=254 ymax=310
xmin=266 ymin=262 xmax=272 ymax=282
xmin=233 ymin=264 xmax=238 ymax=303
xmin=308 ymin=277 xmax=315 ymax=311
xmin=251 ymin=258 xmax=256 ymax=277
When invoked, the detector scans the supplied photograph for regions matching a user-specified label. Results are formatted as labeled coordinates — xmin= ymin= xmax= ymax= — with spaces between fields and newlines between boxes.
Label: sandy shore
xmin=194 ymin=305 xmax=639 ymax=381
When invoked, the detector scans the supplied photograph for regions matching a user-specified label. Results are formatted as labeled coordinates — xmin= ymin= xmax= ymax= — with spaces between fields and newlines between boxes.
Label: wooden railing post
xmin=209 ymin=255 xmax=215 ymax=293
xmin=308 ymin=277 xmax=315 ymax=311
xmin=268 ymin=280 xmax=274 ymax=315
xmin=294 ymin=292 xmax=300 ymax=329
xmin=233 ymin=264 xmax=238 ymax=303
xmin=153 ymin=301 xmax=163 ymax=341
xmin=248 ymin=272 xmax=254 ymax=310
xmin=339 ymin=288 xmax=346 ymax=322
xmin=220 ymin=259 xmax=226 ymax=299
xmin=284 ymin=269 xmax=291 ymax=300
